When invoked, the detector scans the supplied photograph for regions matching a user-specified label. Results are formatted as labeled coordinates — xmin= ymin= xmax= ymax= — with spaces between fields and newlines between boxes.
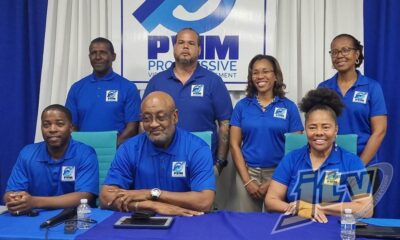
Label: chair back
xmin=191 ymin=131 xmax=213 ymax=149
xmin=71 ymin=131 xmax=117 ymax=189
xmin=284 ymin=133 xmax=358 ymax=155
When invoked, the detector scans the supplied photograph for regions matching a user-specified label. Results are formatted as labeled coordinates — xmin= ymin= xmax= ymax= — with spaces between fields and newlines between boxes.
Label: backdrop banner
xmin=120 ymin=0 xmax=266 ymax=90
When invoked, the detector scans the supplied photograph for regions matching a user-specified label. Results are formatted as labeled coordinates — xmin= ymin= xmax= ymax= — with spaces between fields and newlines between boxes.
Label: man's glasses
xmin=141 ymin=110 xmax=176 ymax=124
xmin=329 ymin=47 xmax=356 ymax=57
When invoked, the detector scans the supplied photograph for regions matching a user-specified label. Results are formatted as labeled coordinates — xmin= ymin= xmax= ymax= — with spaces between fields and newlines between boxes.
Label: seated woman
xmin=265 ymin=88 xmax=373 ymax=223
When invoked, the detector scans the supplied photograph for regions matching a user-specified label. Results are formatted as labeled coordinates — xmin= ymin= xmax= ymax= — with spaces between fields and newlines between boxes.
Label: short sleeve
xmin=65 ymin=84 xmax=79 ymax=126
xmin=5 ymin=149 xmax=30 ymax=192
xmin=75 ymin=146 xmax=99 ymax=195
xmin=124 ymin=82 xmax=141 ymax=123
xmin=369 ymin=81 xmax=387 ymax=117
xmin=272 ymin=153 xmax=293 ymax=186
xmin=211 ymin=77 xmax=233 ymax=121
xmin=230 ymin=101 xmax=243 ymax=127
xmin=103 ymin=143 xmax=136 ymax=189
xmin=189 ymin=145 xmax=216 ymax=191
xmin=143 ymin=78 xmax=156 ymax=99
xmin=287 ymin=100 xmax=304 ymax=132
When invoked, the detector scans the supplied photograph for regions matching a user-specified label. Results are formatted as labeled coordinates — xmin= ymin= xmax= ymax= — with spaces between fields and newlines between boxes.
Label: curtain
xmin=364 ymin=0 xmax=400 ymax=218
xmin=0 ymin=0 xmax=48 ymax=203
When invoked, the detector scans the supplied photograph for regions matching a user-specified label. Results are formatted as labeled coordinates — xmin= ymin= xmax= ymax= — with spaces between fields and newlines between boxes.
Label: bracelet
xmin=134 ymin=201 xmax=139 ymax=211
xmin=244 ymin=179 xmax=256 ymax=188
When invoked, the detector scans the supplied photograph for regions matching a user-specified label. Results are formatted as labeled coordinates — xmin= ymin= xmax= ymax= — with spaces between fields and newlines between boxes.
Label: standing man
xmin=144 ymin=28 xmax=232 ymax=174
xmin=100 ymin=92 xmax=215 ymax=216
xmin=4 ymin=105 xmax=98 ymax=215
xmin=66 ymin=37 xmax=141 ymax=146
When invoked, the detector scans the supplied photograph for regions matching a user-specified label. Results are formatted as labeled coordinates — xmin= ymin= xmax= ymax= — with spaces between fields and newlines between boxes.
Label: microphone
xmin=40 ymin=208 xmax=77 ymax=228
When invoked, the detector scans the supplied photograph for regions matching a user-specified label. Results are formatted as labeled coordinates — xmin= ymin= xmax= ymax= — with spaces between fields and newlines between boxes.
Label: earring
xmin=334 ymin=142 xmax=338 ymax=151
xmin=355 ymin=59 xmax=360 ymax=65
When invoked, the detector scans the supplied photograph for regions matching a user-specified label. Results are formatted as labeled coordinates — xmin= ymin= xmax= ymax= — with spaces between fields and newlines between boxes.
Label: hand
xmin=107 ymin=189 xmax=150 ymax=211
xmin=312 ymin=204 xmax=328 ymax=223
xmin=257 ymin=180 xmax=271 ymax=197
xmin=151 ymin=201 xmax=204 ymax=217
xmin=284 ymin=201 xmax=298 ymax=216
xmin=245 ymin=181 xmax=263 ymax=199
xmin=6 ymin=191 xmax=34 ymax=214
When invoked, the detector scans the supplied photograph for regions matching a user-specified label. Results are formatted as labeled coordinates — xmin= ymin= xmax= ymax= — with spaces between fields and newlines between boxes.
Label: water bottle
xmin=341 ymin=208 xmax=356 ymax=240
xmin=77 ymin=198 xmax=92 ymax=229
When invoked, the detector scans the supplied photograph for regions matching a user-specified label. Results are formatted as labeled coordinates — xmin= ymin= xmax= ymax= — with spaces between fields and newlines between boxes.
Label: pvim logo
xmin=133 ymin=0 xmax=236 ymax=33
xmin=133 ymin=1 xmax=239 ymax=80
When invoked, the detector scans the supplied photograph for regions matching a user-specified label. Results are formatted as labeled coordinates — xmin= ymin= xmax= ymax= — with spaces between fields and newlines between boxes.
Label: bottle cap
xmin=344 ymin=208 xmax=352 ymax=214
xmin=80 ymin=199 xmax=88 ymax=204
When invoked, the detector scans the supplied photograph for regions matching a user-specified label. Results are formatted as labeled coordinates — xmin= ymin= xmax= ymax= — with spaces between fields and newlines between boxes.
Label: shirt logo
xmin=172 ymin=161 xmax=186 ymax=177
xmin=273 ymin=107 xmax=287 ymax=119
xmin=352 ymin=91 xmax=368 ymax=104
xmin=106 ymin=90 xmax=118 ymax=102
xmin=61 ymin=166 xmax=75 ymax=182
xmin=323 ymin=171 xmax=341 ymax=186
xmin=191 ymin=85 xmax=204 ymax=97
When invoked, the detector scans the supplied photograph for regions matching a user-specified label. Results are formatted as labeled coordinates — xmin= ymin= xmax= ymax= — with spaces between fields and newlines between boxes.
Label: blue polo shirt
xmin=6 ymin=139 xmax=99 ymax=196
xmin=143 ymin=63 xmax=233 ymax=162
xmin=104 ymin=127 xmax=215 ymax=192
xmin=230 ymin=96 xmax=303 ymax=168
xmin=65 ymin=70 xmax=141 ymax=133
xmin=318 ymin=71 xmax=387 ymax=165
xmin=273 ymin=145 xmax=369 ymax=204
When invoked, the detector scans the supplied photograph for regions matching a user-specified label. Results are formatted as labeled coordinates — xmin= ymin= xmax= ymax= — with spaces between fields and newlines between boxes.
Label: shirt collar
xmin=148 ymin=128 xmax=180 ymax=156
xmin=90 ymin=69 xmax=115 ymax=82
xmin=168 ymin=63 xmax=205 ymax=84
xmin=38 ymin=138 xmax=75 ymax=163
xmin=331 ymin=70 xmax=368 ymax=88
xmin=305 ymin=144 xmax=342 ymax=169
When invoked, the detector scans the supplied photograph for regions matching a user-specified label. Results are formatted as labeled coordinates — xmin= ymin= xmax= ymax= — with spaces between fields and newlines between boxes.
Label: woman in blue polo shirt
xmin=265 ymin=88 xmax=373 ymax=223
xmin=318 ymin=34 xmax=387 ymax=166
xmin=230 ymin=55 xmax=303 ymax=212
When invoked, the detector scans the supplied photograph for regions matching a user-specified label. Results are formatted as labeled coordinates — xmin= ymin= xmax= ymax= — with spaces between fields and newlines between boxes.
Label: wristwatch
xmin=150 ymin=188 xmax=161 ymax=200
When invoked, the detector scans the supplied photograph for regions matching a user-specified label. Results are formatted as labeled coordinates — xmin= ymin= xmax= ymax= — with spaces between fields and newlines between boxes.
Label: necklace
xmin=256 ymin=94 xmax=273 ymax=110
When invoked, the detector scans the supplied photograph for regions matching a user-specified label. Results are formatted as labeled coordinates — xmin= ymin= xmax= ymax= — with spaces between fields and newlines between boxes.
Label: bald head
xmin=141 ymin=91 xmax=176 ymax=113
xmin=141 ymin=91 xmax=178 ymax=148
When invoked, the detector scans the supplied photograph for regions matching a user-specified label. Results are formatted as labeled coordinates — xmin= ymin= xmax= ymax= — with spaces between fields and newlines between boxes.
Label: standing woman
xmin=319 ymin=34 xmax=387 ymax=166
xmin=230 ymin=55 xmax=303 ymax=212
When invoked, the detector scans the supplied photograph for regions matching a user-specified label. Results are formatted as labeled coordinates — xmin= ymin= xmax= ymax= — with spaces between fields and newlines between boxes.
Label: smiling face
xmin=173 ymin=29 xmax=201 ymax=66
xmin=251 ymin=59 xmax=276 ymax=95
xmin=330 ymin=36 xmax=360 ymax=73
xmin=141 ymin=92 xmax=178 ymax=149
xmin=41 ymin=109 xmax=73 ymax=151
xmin=89 ymin=42 xmax=116 ymax=78
xmin=305 ymin=109 xmax=338 ymax=156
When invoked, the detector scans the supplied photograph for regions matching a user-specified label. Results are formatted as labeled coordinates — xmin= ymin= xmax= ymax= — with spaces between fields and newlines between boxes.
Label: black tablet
xmin=114 ymin=216 xmax=174 ymax=229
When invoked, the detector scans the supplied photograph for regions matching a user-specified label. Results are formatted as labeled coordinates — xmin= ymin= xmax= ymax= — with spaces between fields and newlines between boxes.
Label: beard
xmin=174 ymin=53 xmax=197 ymax=66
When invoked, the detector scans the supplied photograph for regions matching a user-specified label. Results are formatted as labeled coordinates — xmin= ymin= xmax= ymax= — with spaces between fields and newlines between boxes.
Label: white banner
xmin=120 ymin=0 xmax=266 ymax=90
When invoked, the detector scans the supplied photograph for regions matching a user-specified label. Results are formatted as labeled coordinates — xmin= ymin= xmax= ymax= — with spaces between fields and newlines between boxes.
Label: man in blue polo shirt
xmin=144 ymin=28 xmax=232 ymax=174
xmin=100 ymin=92 xmax=215 ymax=216
xmin=66 ymin=37 xmax=141 ymax=146
xmin=4 ymin=105 xmax=98 ymax=215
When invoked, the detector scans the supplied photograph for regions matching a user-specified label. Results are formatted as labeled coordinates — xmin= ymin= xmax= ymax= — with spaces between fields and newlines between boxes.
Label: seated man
xmin=100 ymin=92 xmax=215 ymax=216
xmin=4 ymin=104 xmax=99 ymax=215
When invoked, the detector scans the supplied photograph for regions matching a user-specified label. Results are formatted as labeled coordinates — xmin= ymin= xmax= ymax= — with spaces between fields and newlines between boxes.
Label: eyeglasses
xmin=329 ymin=48 xmax=357 ymax=57
xmin=141 ymin=110 xmax=176 ymax=124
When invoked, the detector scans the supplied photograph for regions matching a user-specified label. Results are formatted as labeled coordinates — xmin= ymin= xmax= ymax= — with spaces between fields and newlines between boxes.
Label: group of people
xmin=4 ymin=28 xmax=386 ymax=223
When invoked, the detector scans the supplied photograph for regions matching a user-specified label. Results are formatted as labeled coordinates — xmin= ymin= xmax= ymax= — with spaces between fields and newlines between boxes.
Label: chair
xmin=284 ymin=133 xmax=357 ymax=155
xmin=71 ymin=131 xmax=118 ymax=189
xmin=191 ymin=131 xmax=213 ymax=149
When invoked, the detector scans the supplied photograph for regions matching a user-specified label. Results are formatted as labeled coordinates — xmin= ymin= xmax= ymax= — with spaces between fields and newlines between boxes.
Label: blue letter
xmin=148 ymin=36 xmax=169 ymax=59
